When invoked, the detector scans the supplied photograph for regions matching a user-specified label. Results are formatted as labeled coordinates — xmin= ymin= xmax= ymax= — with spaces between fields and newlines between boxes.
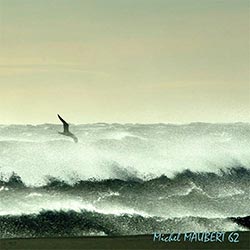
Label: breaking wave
xmin=0 ymin=123 xmax=250 ymax=186
xmin=0 ymin=210 xmax=249 ymax=239
xmin=0 ymin=167 xmax=249 ymax=218
xmin=0 ymin=123 xmax=249 ymax=238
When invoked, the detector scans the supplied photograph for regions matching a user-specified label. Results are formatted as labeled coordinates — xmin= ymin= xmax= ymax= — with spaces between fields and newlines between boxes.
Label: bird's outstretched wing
xmin=57 ymin=114 xmax=69 ymax=133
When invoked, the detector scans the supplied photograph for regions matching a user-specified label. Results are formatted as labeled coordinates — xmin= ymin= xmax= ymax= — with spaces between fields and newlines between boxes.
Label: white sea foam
xmin=0 ymin=123 xmax=249 ymax=186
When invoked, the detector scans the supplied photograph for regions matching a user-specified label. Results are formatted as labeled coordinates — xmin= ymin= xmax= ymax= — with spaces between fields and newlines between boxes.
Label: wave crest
xmin=0 ymin=210 xmax=248 ymax=239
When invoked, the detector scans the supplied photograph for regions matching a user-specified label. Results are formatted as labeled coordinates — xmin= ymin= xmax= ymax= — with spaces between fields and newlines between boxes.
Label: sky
xmin=0 ymin=0 xmax=249 ymax=124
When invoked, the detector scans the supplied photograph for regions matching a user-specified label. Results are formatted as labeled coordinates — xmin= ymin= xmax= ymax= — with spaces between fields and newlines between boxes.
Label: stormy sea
xmin=0 ymin=123 xmax=249 ymax=238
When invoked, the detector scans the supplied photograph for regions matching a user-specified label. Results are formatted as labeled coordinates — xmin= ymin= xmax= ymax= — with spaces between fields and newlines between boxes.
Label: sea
xmin=0 ymin=122 xmax=249 ymax=238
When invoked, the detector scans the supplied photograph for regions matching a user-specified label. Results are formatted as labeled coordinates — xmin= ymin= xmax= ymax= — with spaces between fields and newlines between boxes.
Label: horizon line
xmin=0 ymin=121 xmax=249 ymax=126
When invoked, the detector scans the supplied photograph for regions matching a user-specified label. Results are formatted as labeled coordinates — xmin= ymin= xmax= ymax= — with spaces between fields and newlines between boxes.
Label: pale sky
xmin=0 ymin=0 xmax=249 ymax=124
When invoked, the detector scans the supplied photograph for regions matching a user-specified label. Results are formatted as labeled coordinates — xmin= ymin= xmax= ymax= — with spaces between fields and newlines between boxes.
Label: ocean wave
xmin=0 ymin=123 xmax=250 ymax=186
xmin=1 ymin=166 xmax=249 ymax=190
xmin=0 ymin=210 xmax=248 ymax=239
xmin=0 ymin=167 xmax=249 ymax=219
xmin=1 ymin=123 xmax=249 ymax=237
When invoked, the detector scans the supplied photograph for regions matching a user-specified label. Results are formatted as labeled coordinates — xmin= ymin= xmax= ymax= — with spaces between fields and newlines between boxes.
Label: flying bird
xmin=57 ymin=114 xmax=78 ymax=143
